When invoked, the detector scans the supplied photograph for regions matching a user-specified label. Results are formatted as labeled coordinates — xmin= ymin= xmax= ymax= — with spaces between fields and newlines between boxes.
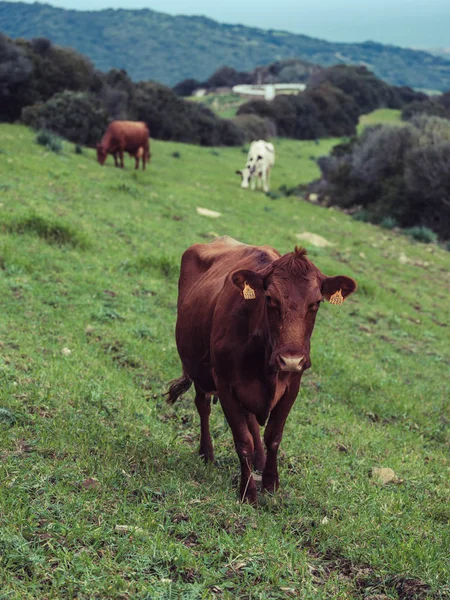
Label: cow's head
xmin=236 ymin=155 xmax=262 ymax=188
xmin=96 ymin=143 xmax=107 ymax=165
xmin=232 ymin=247 xmax=356 ymax=373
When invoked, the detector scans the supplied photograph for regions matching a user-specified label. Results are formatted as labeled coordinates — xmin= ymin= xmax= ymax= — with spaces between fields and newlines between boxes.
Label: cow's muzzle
xmin=277 ymin=354 xmax=305 ymax=372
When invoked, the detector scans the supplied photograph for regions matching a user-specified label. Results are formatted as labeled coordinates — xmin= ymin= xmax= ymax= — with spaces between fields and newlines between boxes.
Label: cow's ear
xmin=322 ymin=275 xmax=356 ymax=304
xmin=257 ymin=155 xmax=263 ymax=160
xmin=232 ymin=269 xmax=264 ymax=300
xmin=235 ymin=170 xmax=242 ymax=176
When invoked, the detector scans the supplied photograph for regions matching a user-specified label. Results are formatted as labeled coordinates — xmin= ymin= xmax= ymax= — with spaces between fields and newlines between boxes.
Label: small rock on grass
xmin=295 ymin=232 xmax=333 ymax=248
xmin=196 ymin=207 xmax=221 ymax=218
xmin=370 ymin=467 xmax=399 ymax=485
xmin=115 ymin=524 xmax=145 ymax=535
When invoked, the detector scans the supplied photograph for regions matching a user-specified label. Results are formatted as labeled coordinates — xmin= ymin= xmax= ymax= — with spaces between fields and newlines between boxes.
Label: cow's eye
xmin=266 ymin=295 xmax=278 ymax=308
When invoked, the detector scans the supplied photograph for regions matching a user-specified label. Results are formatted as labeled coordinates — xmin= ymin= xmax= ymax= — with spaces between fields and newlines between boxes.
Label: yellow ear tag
xmin=329 ymin=289 xmax=344 ymax=305
xmin=243 ymin=281 xmax=256 ymax=300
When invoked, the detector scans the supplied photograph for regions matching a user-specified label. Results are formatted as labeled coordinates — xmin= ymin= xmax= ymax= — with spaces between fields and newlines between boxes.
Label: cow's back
xmin=104 ymin=121 xmax=149 ymax=152
xmin=175 ymin=237 xmax=278 ymax=391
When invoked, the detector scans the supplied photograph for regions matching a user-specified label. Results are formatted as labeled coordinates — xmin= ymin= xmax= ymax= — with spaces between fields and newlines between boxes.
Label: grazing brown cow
xmin=96 ymin=121 xmax=150 ymax=170
xmin=167 ymin=236 xmax=356 ymax=504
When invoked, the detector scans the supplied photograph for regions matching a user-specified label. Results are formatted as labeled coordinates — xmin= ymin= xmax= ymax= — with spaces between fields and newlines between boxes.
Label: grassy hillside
xmin=190 ymin=93 xmax=246 ymax=119
xmin=0 ymin=124 xmax=449 ymax=599
xmin=357 ymin=108 xmax=403 ymax=133
xmin=2 ymin=2 xmax=450 ymax=90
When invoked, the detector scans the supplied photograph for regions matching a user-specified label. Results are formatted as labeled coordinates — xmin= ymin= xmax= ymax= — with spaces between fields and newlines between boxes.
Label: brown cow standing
xmin=167 ymin=236 xmax=356 ymax=504
xmin=96 ymin=121 xmax=150 ymax=170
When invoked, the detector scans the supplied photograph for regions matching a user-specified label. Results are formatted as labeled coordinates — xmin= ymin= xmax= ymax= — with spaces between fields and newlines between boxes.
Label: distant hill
xmin=1 ymin=1 xmax=450 ymax=90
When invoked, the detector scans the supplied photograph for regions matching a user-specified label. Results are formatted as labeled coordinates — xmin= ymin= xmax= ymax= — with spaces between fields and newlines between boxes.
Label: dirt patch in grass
xmin=102 ymin=340 xmax=141 ymax=370
xmin=308 ymin=546 xmax=432 ymax=599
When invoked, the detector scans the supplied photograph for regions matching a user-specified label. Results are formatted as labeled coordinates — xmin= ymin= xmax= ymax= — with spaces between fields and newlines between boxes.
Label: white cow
xmin=236 ymin=140 xmax=275 ymax=193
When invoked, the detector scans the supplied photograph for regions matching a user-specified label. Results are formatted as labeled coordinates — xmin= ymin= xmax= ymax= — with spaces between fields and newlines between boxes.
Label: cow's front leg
xmin=119 ymin=150 xmax=124 ymax=168
xmin=262 ymin=379 xmax=300 ymax=493
xmin=263 ymin=167 xmax=271 ymax=193
xmin=219 ymin=391 xmax=257 ymax=504
xmin=113 ymin=152 xmax=119 ymax=167
xmin=247 ymin=413 xmax=265 ymax=471
xmin=135 ymin=156 xmax=139 ymax=170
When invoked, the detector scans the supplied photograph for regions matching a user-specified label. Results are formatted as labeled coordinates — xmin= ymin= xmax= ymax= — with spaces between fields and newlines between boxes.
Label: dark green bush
xmin=0 ymin=33 xmax=33 ymax=121
xmin=402 ymin=100 xmax=448 ymax=121
xmin=404 ymin=227 xmax=438 ymax=243
xmin=237 ymin=84 xmax=358 ymax=140
xmin=35 ymin=130 xmax=63 ymax=153
xmin=380 ymin=216 xmax=398 ymax=229
xmin=352 ymin=210 xmax=371 ymax=222
xmin=23 ymin=91 xmax=109 ymax=146
xmin=309 ymin=64 xmax=406 ymax=113
xmin=130 ymin=81 xmax=244 ymax=146
xmin=315 ymin=116 xmax=450 ymax=240
xmin=232 ymin=114 xmax=276 ymax=141
xmin=172 ymin=78 xmax=201 ymax=97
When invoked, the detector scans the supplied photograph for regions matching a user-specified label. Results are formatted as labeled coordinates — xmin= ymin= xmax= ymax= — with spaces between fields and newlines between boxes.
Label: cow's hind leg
xmin=247 ymin=413 xmax=265 ymax=471
xmin=194 ymin=385 xmax=214 ymax=463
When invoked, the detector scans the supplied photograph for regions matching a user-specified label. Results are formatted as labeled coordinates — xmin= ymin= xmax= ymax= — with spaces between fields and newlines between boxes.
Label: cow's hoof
xmin=199 ymin=448 xmax=214 ymax=464
xmin=241 ymin=489 xmax=258 ymax=505
xmin=262 ymin=476 xmax=279 ymax=494
xmin=240 ymin=479 xmax=258 ymax=505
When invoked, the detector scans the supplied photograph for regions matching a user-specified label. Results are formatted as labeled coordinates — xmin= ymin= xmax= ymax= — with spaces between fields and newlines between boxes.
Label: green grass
xmin=0 ymin=123 xmax=449 ymax=599
xmin=189 ymin=93 xmax=246 ymax=118
xmin=358 ymin=109 xmax=403 ymax=133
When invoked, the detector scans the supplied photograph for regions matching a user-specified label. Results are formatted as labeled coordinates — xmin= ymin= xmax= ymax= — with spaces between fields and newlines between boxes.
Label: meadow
xmin=0 ymin=122 xmax=449 ymax=599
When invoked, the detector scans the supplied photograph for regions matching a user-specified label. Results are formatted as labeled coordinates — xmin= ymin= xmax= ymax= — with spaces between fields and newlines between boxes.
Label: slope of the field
xmin=2 ymin=1 xmax=450 ymax=90
xmin=0 ymin=124 xmax=449 ymax=599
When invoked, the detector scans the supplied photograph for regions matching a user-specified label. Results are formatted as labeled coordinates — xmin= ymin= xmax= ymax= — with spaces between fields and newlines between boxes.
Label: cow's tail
xmin=166 ymin=371 xmax=192 ymax=405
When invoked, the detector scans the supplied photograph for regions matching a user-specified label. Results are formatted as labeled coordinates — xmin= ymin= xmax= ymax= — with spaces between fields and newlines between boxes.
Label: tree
xmin=0 ymin=33 xmax=33 ymax=121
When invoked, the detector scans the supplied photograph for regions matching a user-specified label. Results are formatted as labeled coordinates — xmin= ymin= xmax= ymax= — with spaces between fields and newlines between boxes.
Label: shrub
xmin=237 ymin=84 xmax=358 ymax=140
xmin=173 ymin=78 xmax=201 ymax=97
xmin=203 ymin=66 xmax=252 ymax=89
xmin=232 ymin=114 xmax=276 ymax=141
xmin=352 ymin=210 xmax=371 ymax=222
xmin=309 ymin=64 xmax=403 ymax=113
xmin=315 ymin=116 xmax=450 ymax=240
xmin=0 ymin=33 xmax=33 ymax=121
xmin=380 ymin=216 xmax=398 ymax=229
xmin=23 ymin=91 xmax=109 ymax=146
xmin=35 ymin=130 xmax=63 ymax=153
xmin=402 ymin=99 xmax=448 ymax=121
xmin=130 ymin=81 xmax=244 ymax=145
xmin=404 ymin=226 xmax=438 ymax=244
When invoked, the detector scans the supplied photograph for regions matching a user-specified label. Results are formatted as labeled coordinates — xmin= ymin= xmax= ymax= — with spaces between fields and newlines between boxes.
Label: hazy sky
xmin=9 ymin=0 xmax=450 ymax=48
